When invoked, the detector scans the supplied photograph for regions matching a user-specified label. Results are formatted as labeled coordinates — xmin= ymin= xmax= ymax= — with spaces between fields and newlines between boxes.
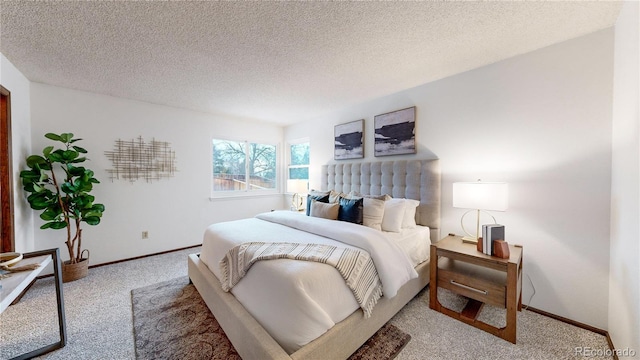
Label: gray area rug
xmin=131 ymin=276 xmax=410 ymax=360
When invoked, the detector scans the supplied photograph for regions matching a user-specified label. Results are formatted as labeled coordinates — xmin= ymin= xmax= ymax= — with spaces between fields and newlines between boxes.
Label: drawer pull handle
xmin=450 ymin=280 xmax=488 ymax=295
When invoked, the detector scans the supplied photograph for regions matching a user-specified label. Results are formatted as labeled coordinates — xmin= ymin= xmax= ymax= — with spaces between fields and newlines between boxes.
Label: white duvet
xmin=199 ymin=211 xmax=419 ymax=353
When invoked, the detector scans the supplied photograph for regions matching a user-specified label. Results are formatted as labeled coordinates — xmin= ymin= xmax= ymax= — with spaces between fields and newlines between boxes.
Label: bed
xmin=188 ymin=159 xmax=440 ymax=359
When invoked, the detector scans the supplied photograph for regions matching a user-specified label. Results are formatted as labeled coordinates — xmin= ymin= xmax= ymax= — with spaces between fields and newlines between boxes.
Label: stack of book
xmin=481 ymin=224 xmax=505 ymax=256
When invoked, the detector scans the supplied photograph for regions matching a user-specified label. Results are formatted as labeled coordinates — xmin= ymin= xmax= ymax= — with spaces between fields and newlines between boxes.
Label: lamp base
xmin=291 ymin=193 xmax=304 ymax=212
xmin=461 ymin=236 xmax=479 ymax=244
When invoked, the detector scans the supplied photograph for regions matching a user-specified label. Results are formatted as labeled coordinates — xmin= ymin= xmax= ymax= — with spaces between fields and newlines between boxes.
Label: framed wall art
xmin=374 ymin=106 xmax=416 ymax=157
xmin=334 ymin=119 xmax=364 ymax=160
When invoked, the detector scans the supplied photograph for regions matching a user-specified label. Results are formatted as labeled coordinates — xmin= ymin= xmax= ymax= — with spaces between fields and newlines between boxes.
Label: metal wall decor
xmin=104 ymin=136 xmax=177 ymax=182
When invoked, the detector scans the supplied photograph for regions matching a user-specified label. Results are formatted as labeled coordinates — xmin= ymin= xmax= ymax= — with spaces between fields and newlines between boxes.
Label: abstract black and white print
xmin=335 ymin=119 xmax=364 ymax=160
xmin=374 ymin=107 xmax=416 ymax=157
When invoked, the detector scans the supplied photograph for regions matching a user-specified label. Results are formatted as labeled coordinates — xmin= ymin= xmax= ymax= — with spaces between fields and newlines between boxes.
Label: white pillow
xmin=309 ymin=200 xmax=339 ymax=220
xmin=402 ymin=199 xmax=420 ymax=229
xmin=362 ymin=198 xmax=385 ymax=231
xmin=382 ymin=198 xmax=405 ymax=232
xmin=329 ymin=189 xmax=346 ymax=203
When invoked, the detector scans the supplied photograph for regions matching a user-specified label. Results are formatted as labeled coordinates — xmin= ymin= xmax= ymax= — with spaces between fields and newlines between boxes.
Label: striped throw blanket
xmin=219 ymin=242 xmax=383 ymax=318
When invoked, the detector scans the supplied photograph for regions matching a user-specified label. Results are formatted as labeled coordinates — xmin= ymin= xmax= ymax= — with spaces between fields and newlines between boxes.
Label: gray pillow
xmin=309 ymin=200 xmax=339 ymax=220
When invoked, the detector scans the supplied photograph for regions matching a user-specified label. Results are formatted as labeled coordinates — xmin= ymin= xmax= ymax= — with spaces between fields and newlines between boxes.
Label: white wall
xmin=0 ymin=53 xmax=34 ymax=252
xmin=609 ymin=0 xmax=640 ymax=352
xmin=286 ymin=29 xmax=614 ymax=329
xmin=29 ymin=83 xmax=285 ymax=265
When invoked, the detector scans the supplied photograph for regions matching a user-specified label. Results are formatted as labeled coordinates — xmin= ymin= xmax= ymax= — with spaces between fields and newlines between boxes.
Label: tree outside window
xmin=288 ymin=141 xmax=309 ymax=182
xmin=213 ymin=139 xmax=277 ymax=193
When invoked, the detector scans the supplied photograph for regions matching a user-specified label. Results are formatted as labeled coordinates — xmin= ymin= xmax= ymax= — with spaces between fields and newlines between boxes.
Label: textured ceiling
xmin=0 ymin=1 xmax=622 ymax=125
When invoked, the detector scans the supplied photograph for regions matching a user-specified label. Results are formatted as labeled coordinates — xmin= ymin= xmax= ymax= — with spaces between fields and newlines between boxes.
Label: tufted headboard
xmin=321 ymin=159 xmax=441 ymax=242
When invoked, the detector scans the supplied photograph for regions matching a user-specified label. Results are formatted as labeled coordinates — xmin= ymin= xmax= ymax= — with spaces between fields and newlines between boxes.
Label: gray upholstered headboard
xmin=321 ymin=159 xmax=441 ymax=242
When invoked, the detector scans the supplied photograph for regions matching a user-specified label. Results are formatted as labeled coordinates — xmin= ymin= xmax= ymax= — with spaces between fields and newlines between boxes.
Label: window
xmin=212 ymin=139 xmax=277 ymax=196
xmin=287 ymin=140 xmax=310 ymax=191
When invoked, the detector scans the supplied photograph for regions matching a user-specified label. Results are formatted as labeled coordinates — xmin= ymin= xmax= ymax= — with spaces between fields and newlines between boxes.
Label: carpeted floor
xmin=131 ymin=276 xmax=410 ymax=360
xmin=0 ymin=247 xmax=613 ymax=359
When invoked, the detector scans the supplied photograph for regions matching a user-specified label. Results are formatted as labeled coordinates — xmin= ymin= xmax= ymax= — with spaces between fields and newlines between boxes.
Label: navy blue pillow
xmin=306 ymin=194 xmax=330 ymax=216
xmin=338 ymin=197 xmax=364 ymax=224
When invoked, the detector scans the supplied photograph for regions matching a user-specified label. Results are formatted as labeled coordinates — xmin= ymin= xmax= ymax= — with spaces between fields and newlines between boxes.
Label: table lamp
xmin=287 ymin=179 xmax=308 ymax=211
xmin=453 ymin=180 xmax=508 ymax=243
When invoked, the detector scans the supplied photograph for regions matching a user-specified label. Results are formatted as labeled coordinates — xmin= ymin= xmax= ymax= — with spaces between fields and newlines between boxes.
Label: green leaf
xmin=40 ymin=222 xmax=53 ymax=229
xmin=62 ymin=150 xmax=79 ymax=161
xmin=27 ymin=192 xmax=55 ymax=209
xmin=20 ymin=170 xmax=40 ymax=180
xmin=47 ymin=221 xmax=68 ymax=230
xmin=89 ymin=178 xmax=100 ymax=184
xmin=79 ymin=182 xmax=93 ymax=192
xmin=40 ymin=208 xmax=61 ymax=221
xmin=61 ymin=182 xmax=78 ymax=194
xmin=72 ymin=145 xmax=88 ymax=153
xmin=43 ymin=146 xmax=54 ymax=157
xmin=82 ymin=211 xmax=102 ymax=218
xmin=69 ymin=157 xmax=87 ymax=163
xmin=44 ymin=133 xmax=62 ymax=142
xmin=83 ymin=216 xmax=101 ymax=226
xmin=26 ymin=155 xmax=46 ymax=167
xmin=28 ymin=194 xmax=48 ymax=203
xmin=60 ymin=133 xmax=73 ymax=143
xmin=68 ymin=166 xmax=86 ymax=176
xmin=47 ymin=151 xmax=63 ymax=162
xmin=31 ymin=201 xmax=50 ymax=210
xmin=92 ymin=203 xmax=105 ymax=212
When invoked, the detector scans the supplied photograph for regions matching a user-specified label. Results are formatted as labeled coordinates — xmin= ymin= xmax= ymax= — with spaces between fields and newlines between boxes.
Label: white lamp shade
xmin=287 ymin=179 xmax=308 ymax=194
xmin=453 ymin=181 xmax=508 ymax=211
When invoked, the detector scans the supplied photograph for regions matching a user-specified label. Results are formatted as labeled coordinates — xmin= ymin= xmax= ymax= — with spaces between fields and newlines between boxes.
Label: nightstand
xmin=429 ymin=235 xmax=523 ymax=343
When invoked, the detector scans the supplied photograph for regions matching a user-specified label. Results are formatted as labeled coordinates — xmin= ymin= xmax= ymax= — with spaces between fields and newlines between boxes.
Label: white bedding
xmin=199 ymin=211 xmax=426 ymax=353
xmin=383 ymin=225 xmax=431 ymax=266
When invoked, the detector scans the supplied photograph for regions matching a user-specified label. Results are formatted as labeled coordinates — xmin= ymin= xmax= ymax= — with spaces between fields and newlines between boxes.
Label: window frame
xmin=210 ymin=137 xmax=280 ymax=199
xmin=285 ymin=138 xmax=310 ymax=194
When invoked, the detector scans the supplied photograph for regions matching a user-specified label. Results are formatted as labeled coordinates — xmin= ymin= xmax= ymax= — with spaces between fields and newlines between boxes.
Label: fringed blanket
xmin=219 ymin=242 xmax=383 ymax=317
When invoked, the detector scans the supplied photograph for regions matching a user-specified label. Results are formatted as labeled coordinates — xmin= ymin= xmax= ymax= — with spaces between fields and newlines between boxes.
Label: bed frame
xmin=188 ymin=159 xmax=440 ymax=359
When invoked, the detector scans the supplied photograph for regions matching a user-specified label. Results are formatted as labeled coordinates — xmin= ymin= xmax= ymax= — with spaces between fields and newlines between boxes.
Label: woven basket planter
xmin=62 ymin=250 xmax=90 ymax=283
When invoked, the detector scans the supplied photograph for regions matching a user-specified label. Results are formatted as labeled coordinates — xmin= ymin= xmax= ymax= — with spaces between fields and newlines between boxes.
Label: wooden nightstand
xmin=429 ymin=235 xmax=523 ymax=343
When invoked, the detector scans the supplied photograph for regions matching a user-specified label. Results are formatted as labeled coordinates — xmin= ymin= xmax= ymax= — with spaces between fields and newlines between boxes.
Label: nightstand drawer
xmin=437 ymin=258 xmax=507 ymax=308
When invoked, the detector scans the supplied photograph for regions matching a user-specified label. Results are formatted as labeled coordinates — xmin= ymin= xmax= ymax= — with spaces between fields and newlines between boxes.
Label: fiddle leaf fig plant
xmin=20 ymin=133 xmax=105 ymax=264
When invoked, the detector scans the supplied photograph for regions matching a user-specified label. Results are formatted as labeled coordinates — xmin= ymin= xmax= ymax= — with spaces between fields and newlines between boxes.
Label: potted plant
xmin=20 ymin=132 xmax=105 ymax=282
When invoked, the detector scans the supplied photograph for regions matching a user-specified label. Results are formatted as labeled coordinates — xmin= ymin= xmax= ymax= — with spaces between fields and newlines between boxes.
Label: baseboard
xmin=88 ymin=244 xmax=202 ymax=269
xmin=34 ymin=244 xmax=202 ymax=280
xmin=527 ymin=306 xmax=618 ymax=360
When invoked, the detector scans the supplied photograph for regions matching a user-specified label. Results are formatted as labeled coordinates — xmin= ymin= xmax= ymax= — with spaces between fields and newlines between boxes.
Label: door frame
xmin=1 ymin=85 xmax=15 ymax=253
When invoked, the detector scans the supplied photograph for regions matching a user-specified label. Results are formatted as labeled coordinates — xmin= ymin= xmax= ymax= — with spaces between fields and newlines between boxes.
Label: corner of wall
xmin=609 ymin=0 xmax=640 ymax=353
xmin=1 ymin=53 xmax=34 ymax=252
